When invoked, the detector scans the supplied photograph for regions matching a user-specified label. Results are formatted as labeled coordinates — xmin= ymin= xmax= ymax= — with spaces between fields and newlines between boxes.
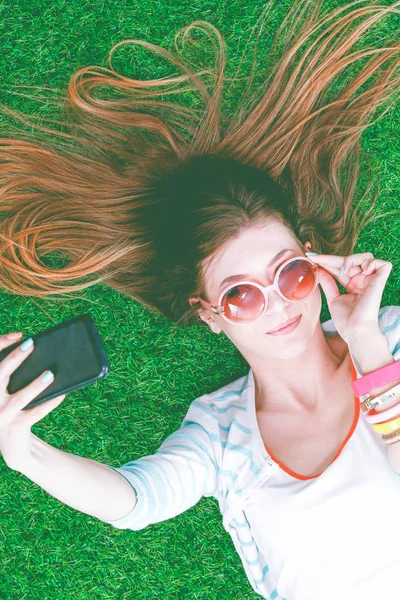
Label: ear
xmin=188 ymin=297 xmax=222 ymax=334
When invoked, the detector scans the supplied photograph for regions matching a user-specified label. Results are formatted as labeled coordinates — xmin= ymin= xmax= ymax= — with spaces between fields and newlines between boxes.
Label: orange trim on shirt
xmin=263 ymin=358 xmax=360 ymax=481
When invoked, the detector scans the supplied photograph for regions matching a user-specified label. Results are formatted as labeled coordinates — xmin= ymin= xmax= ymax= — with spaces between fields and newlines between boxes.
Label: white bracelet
xmin=364 ymin=397 xmax=400 ymax=424
xmin=360 ymin=384 xmax=400 ymax=413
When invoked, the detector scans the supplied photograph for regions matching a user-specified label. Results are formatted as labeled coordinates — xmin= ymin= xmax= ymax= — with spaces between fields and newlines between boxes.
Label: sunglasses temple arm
xmin=189 ymin=297 xmax=221 ymax=313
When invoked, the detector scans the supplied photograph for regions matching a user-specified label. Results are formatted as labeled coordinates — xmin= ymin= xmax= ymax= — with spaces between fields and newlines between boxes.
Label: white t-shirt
xmin=244 ymin=379 xmax=400 ymax=600
xmin=104 ymin=304 xmax=400 ymax=600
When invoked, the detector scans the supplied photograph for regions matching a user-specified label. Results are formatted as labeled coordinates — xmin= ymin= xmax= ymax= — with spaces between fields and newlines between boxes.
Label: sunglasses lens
xmin=221 ymin=284 xmax=265 ymax=324
xmin=221 ymin=259 xmax=316 ymax=323
xmin=278 ymin=259 xmax=316 ymax=300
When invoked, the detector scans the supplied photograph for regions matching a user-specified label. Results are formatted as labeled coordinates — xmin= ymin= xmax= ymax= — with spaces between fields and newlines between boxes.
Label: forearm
xmin=348 ymin=330 xmax=400 ymax=474
xmin=16 ymin=433 xmax=137 ymax=522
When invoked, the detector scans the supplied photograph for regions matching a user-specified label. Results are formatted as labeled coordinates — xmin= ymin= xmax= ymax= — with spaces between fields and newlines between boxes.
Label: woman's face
xmin=191 ymin=220 xmax=323 ymax=361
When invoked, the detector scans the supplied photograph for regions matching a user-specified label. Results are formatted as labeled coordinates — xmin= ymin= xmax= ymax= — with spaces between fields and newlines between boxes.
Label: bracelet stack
xmin=351 ymin=360 xmax=400 ymax=445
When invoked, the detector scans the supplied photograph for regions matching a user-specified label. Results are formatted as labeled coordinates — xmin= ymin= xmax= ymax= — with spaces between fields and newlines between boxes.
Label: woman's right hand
xmin=0 ymin=332 xmax=66 ymax=472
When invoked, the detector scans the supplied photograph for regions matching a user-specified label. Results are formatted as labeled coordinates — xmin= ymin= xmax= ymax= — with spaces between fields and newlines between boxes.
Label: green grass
xmin=0 ymin=0 xmax=399 ymax=599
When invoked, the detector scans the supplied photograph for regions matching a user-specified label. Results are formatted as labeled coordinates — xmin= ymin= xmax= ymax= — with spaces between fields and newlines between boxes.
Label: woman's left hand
xmin=307 ymin=252 xmax=393 ymax=344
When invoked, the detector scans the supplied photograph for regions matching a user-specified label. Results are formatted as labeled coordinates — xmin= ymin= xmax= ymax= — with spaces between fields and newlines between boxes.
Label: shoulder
xmin=378 ymin=305 xmax=400 ymax=359
xmin=207 ymin=371 xmax=250 ymax=405
xmin=183 ymin=370 xmax=251 ymax=426
xmin=378 ymin=304 xmax=400 ymax=328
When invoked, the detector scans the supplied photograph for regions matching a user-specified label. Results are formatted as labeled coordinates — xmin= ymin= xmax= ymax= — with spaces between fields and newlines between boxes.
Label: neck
xmin=250 ymin=326 xmax=349 ymax=414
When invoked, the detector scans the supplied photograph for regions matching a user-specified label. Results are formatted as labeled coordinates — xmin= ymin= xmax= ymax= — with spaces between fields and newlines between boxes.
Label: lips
xmin=267 ymin=315 xmax=301 ymax=333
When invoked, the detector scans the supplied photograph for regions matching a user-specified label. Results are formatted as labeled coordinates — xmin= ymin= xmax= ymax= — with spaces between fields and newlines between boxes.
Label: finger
xmin=2 ymin=331 xmax=22 ymax=341
xmin=342 ymin=258 xmax=374 ymax=291
xmin=309 ymin=253 xmax=374 ymax=277
xmin=0 ymin=337 xmax=35 ymax=385
xmin=11 ymin=369 xmax=55 ymax=413
xmin=0 ymin=332 xmax=23 ymax=351
xmin=353 ymin=261 xmax=392 ymax=315
xmin=314 ymin=259 xmax=360 ymax=283
xmin=22 ymin=394 xmax=66 ymax=426
xmin=363 ymin=259 xmax=375 ymax=275
xmin=344 ymin=257 xmax=389 ymax=279
xmin=340 ymin=253 xmax=374 ymax=277
xmin=356 ymin=258 xmax=374 ymax=278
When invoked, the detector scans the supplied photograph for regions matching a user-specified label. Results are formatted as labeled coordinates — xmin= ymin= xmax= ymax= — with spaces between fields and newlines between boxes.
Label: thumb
xmin=24 ymin=394 xmax=66 ymax=427
xmin=317 ymin=268 xmax=341 ymax=305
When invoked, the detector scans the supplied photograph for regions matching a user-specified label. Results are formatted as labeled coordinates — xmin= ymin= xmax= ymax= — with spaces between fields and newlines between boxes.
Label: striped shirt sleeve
xmin=101 ymin=394 xmax=220 ymax=530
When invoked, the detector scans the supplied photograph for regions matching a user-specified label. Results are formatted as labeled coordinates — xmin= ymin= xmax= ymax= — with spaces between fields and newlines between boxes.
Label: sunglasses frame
xmin=192 ymin=256 xmax=319 ymax=325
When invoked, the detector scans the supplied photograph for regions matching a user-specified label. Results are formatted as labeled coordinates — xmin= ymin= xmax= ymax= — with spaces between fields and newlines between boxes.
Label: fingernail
xmin=339 ymin=264 xmax=345 ymax=276
xmin=20 ymin=338 xmax=34 ymax=351
xmin=41 ymin=370 xmax=54 ymax=383
xmin=305 ymin=252 xmax=319 ymax=256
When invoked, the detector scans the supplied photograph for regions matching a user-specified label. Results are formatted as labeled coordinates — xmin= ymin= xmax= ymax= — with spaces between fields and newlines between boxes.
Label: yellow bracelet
xmin=372 ymin=415 xmax=400 ymax=434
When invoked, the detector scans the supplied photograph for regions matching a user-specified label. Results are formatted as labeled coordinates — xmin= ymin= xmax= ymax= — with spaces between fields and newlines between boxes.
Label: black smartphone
xmin=0 ymin=314 xmax=110 ymax=410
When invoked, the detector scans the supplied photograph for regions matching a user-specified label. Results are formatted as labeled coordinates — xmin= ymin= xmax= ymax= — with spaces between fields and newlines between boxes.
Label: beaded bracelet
xmin=382 ymin=429 xmax=400 ymax=444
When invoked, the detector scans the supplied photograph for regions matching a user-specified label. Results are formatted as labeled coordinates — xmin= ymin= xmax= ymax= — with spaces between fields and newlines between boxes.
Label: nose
xmin=263 ymin=287 xmax=290 ymax=317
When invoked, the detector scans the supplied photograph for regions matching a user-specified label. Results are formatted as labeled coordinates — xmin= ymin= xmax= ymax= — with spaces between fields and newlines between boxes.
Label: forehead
xmin=203 ymin=221 xmax=298 ymax=295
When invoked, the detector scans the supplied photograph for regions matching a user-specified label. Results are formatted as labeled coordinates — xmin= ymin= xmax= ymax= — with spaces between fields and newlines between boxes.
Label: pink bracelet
xmin=364 ymin=400 xmax=400 ymax=424
xmin=352 ymin=358 xmax=400 ymax=396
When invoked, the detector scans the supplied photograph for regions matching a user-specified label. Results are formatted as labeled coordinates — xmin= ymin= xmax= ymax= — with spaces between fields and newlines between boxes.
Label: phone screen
xmin=0 ymin=315 xmax=109 ymax=409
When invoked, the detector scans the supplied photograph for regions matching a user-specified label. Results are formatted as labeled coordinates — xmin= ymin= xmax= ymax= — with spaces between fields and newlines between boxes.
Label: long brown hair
xmin=0 ymin=0 xmax=399 ymax=325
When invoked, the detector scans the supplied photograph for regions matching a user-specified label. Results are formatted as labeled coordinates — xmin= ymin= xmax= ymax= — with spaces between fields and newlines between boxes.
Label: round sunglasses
xmin=192 ymin=256 xmax=319 ymax=325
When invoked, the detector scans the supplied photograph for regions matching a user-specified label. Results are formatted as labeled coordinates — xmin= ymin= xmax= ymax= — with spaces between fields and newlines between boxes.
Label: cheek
xmin=221 ymin=322 xmax=262 ymax=346
xmin=301 ymin=286 xmax=321 ymax=316
xmin=218 ymin=321 xmax=246 ymax=344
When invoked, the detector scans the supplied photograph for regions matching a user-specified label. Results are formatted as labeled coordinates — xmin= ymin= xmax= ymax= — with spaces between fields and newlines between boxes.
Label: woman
xmin=0 ymin=1 xmax=400 ymax=598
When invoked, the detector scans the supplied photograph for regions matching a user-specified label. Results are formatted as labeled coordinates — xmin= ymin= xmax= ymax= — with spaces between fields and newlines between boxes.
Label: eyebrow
xmin=218 ymin=248 xmax=294 ymax=293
